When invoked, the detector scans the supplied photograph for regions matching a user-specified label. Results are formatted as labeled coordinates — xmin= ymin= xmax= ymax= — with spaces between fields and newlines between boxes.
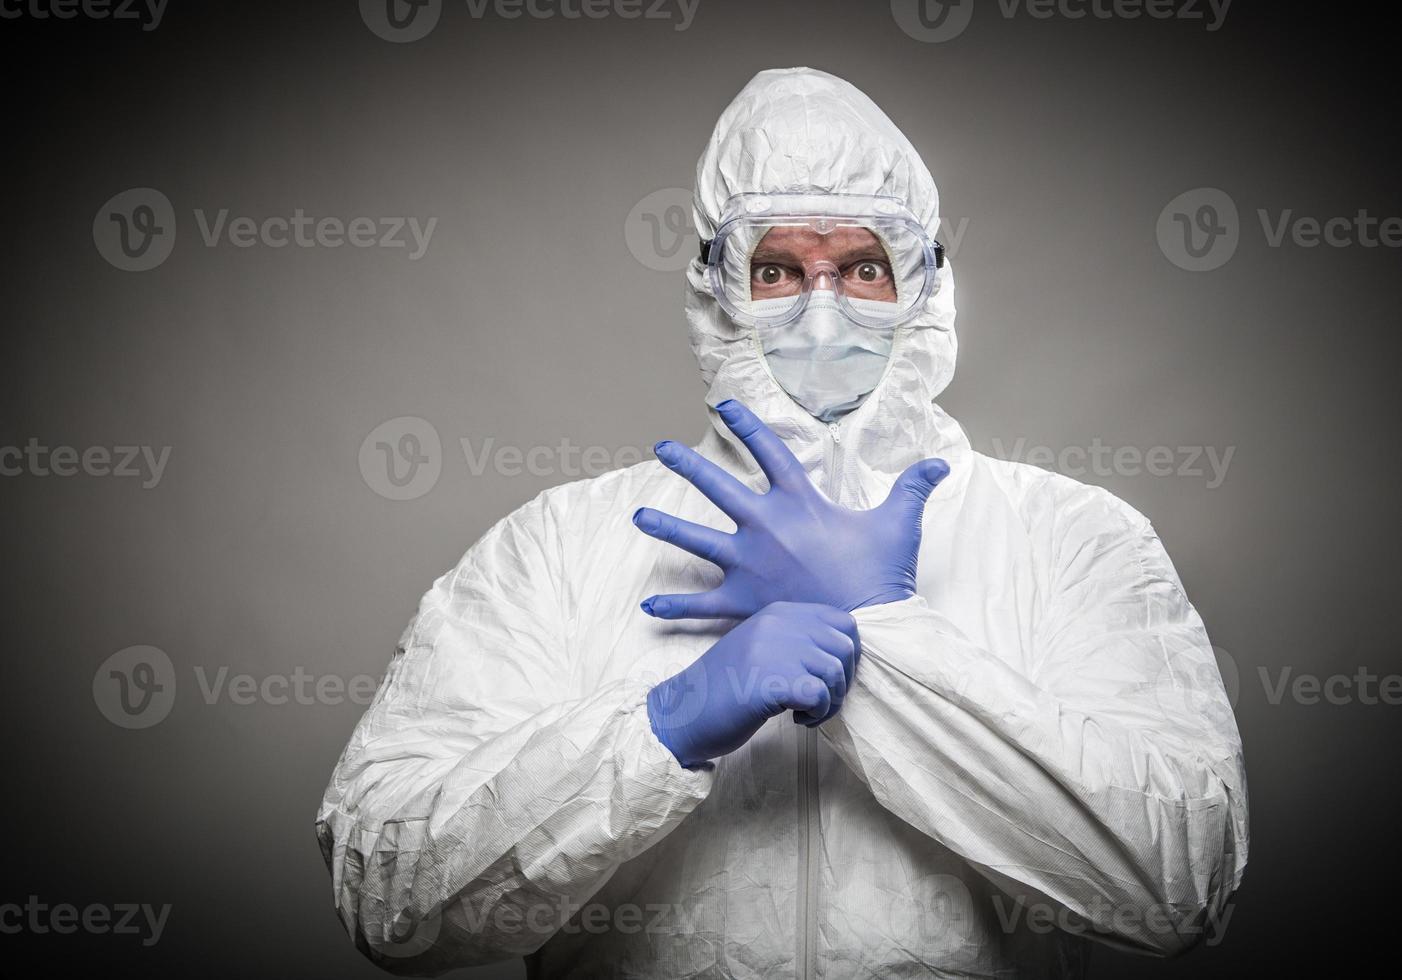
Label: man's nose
xmin=808 ymin=268 xmax=838 ymax=292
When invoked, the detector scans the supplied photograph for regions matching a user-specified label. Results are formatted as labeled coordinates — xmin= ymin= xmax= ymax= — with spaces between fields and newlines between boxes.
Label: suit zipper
xmin=798 ymin=421 xmax=843 ymax=980
xmin=797 ymin=724 xmax=818 ymax=980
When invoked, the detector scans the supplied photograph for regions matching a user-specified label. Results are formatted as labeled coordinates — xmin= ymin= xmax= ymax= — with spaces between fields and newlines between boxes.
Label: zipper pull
xmin=828 ymin=422 xmax=841 ymax=444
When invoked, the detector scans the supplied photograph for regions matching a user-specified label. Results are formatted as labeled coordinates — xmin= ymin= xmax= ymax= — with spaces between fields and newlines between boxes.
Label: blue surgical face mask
xmin=748 ymin=293 xmax=897 ymax=423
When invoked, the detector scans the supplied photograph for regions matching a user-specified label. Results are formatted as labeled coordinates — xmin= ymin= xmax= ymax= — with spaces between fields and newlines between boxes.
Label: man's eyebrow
xmin=750 ymin=243 xmax=891 ymax=264
xmin=751 ymin=246 xmax=800 ymax=263
xmin=829 ymin=243 xmax=890 ymax=263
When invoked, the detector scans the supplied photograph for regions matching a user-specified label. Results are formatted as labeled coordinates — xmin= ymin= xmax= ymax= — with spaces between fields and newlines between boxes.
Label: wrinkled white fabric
xmin=317 ymin=67 xmax=1248 ymax=979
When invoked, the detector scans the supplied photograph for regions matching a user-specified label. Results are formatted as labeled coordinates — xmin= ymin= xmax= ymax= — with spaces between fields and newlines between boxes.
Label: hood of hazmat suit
xmin=317 ymin=68 xmax=1248 ymax=979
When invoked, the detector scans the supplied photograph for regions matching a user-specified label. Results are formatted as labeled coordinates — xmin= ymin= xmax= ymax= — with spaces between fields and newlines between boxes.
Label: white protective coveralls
xmin=317 ymin=67 xmax=1248 ymax=978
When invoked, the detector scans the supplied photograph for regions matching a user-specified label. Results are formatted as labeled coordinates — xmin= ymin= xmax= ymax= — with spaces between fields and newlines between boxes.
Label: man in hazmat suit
xmin=317 ymin=67 xmax=1248 ymax=978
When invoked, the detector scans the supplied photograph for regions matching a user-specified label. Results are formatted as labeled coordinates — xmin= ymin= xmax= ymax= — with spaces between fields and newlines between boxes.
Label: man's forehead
xmin=752 ymin=225 xmax=886 ymax=259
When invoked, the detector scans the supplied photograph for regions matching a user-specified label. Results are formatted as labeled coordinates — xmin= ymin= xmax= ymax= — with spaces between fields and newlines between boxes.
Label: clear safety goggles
xmin=701 ymin=193 xmax=944 ymax=330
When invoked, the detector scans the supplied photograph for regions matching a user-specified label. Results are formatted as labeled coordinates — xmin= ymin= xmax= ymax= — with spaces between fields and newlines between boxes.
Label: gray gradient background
xmin=3 ymin=0 xmax=1400 ymax=976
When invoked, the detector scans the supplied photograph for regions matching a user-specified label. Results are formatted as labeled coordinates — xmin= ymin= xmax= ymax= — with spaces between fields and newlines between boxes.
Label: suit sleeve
xmin=315 ymin=493 xmax=712 ymax=974
xmin=822 ymin=487 xmax=1248 ymax=956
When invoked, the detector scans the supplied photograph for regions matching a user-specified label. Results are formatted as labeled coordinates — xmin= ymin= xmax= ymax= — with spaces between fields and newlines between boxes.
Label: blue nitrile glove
xmin=633 ymin=399 xmax=949 ymax=620
xmin=646 ymin=602 xmax=860 ymax=768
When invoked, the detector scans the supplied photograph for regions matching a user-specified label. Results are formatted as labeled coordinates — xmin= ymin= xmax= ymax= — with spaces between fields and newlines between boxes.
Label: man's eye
xmin=851 ymin=261 xmax=890 ymax=283
xmin=754 ymin=264 xmax=787 ymax=286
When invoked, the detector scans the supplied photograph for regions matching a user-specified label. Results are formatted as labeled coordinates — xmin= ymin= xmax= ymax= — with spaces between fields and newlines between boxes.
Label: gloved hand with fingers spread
xmin=646 ymin=602 xmax=860 ymax=769
xmin=633 ymin=399 xmax=950 ymax=620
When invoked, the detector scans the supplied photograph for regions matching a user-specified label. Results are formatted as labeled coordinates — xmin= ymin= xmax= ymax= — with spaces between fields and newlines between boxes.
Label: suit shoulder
xmin=531 ymin=456 xmax=672 ymax=514
xmin=974 ymin=452 xmax=1153 ymax=536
